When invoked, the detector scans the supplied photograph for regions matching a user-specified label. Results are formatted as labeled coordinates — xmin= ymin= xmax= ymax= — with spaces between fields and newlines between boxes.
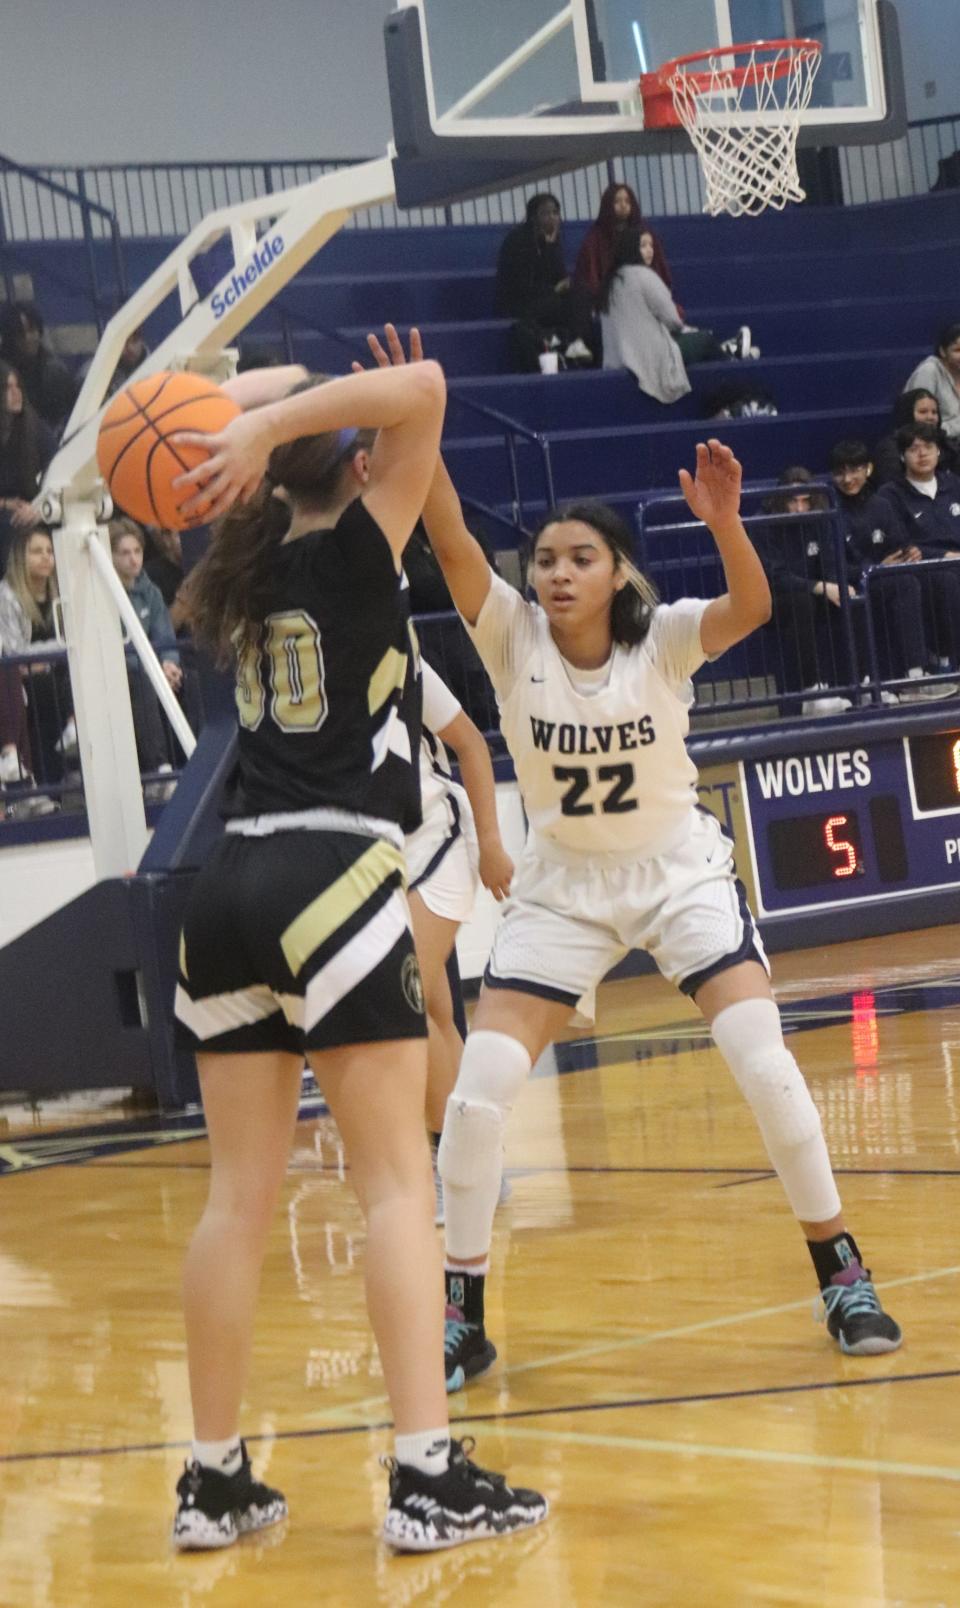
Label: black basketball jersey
xmin=223 ymin=497 xmax=422 ymax=832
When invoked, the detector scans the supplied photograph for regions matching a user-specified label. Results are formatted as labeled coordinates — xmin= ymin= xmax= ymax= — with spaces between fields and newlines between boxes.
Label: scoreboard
xmin=696 ymin=728 xmax=960 ymax=924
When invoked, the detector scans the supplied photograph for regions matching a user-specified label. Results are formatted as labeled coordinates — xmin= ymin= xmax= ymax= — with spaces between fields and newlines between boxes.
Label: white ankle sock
xmin=395 ymin=1428 xmax=451 ymax=1476
xmin=445 ymin=1258 xmax=490 ymax=1277
xmin=192 ymin=1436 xmax=242 ymax=1476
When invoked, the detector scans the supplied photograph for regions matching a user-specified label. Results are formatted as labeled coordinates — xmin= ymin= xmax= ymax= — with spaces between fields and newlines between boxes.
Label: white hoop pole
xmin=84 ymin=535 xmax=197 ymax=760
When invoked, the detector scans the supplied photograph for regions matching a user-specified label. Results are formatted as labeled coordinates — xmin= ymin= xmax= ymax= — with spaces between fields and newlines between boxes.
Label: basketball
xmin=96 ymin=370 xmax=241 ymax=529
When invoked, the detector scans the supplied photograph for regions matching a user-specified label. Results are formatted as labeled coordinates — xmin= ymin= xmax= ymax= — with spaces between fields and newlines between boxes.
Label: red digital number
xmin=824 ymin=815 xmax=858 ymax=879
xmin=953 ymin=738 xmax=960 ymax=795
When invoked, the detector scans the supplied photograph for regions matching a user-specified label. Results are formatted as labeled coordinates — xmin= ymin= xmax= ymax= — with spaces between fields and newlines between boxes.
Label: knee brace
xmin=711 ymin=997 xmax=841 ymax=1223
xmin=438 ymin=1031 xmax=531 ymax=1260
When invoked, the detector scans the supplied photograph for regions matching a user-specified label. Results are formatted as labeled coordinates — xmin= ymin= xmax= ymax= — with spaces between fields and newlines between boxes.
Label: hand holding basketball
xmin=679 ymin=439 xmax=743 ymax=533
xmin=96 ymin=371 xmax=242 ymax=530
xmin=171 ymin=408 xmax=275 ymax=523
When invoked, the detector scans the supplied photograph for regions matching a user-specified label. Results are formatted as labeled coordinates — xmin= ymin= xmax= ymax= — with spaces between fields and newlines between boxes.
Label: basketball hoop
xmin=640 ymin=39 xmax=823 ymax=218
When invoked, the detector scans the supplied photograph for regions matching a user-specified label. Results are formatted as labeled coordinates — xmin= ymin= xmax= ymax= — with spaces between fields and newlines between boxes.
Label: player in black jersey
xmin=166 ymin=362 xmax=546 ymax=1553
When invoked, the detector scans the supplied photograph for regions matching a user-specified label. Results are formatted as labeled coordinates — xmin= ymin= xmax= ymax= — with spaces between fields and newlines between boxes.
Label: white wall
xmin=0 ymin=0 xmax=395 ymax=165
xmin=0 ymin=2 xmax=953 ymax=171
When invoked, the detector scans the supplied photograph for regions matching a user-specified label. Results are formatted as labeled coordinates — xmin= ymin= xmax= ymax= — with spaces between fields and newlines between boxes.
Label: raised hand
xmin=353 ymin=323 xmax=424 ymax=374
xmin=678 ymin=439 xmax=743 ymax=533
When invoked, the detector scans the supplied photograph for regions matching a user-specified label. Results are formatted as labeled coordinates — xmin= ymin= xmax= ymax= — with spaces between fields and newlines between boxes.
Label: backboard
xmin=386 ymin=0 xmax=906 ymax=206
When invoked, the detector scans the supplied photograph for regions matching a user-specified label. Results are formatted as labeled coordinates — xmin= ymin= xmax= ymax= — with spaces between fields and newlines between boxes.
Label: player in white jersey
xmin=407 ymin=659 xmax=513 ymax=1221
xmin=363 ymin=326 xmax=902 ymax=1391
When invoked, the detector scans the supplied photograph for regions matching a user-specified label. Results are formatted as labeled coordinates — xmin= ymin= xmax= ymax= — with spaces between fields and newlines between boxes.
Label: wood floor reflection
xmin=3 ymin=925 xmax=960 ymax=1607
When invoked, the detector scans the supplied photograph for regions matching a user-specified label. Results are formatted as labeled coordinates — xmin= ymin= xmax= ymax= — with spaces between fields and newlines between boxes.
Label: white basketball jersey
xmin=418 ymin=659 xmax=469 ymax=832
xmin=466 ymin=574 xmax=711 ymax=856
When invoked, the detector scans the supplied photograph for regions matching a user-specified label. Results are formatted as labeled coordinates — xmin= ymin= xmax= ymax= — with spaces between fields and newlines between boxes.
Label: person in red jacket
xmin=574 ymin=181 xmax=673 ymax=306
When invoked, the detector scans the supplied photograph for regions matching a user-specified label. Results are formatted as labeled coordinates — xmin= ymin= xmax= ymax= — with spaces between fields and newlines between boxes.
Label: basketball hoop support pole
xmin=40 ymin=157 xmax=397 ymax=880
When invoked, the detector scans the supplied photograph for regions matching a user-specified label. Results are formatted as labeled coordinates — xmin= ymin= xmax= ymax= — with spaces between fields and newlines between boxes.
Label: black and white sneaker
xmin=445 ymin=1304 xmax=497 ymax=1392
xmin=720 ymin=324 xmax=752 ymax=360
xmin=382 ymin=1437 xmax=547 ymax=1552
xmin=820 ymin=1261 xmax=902 ymax=1356
xmin=172 ymin=1442 xmax=287 ymax=1550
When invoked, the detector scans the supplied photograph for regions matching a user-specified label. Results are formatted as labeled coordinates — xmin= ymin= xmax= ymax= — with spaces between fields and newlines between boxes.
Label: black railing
xmin=0 ymin=153 xmax=128 ymax=333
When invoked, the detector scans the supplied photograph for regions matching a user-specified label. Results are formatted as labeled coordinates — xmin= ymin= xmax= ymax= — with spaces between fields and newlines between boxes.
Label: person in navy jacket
xmin=875 ymin=422 xmax=960 ymax=674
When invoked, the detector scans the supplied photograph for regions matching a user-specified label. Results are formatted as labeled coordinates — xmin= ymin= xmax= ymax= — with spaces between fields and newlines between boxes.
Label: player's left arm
xmin=437 ymin=709 xmax=514 ymax=901
xmin=679 ymin=440 xmax=771 ymax=656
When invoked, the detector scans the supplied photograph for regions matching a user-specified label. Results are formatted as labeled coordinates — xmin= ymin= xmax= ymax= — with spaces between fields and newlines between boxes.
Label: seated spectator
xmin=0 ymin=302 xmax=78 ymax=432
xmin=110 ymin=519 xmax=184 ymax=791
xmin=903 ymin=322 xmax=960 ymax=447
xmin=598 ymin=228 xmax=752 ymax=404
xmin=494 ymin=193 xmax=594 ymax=371
xmin=874 ymin=423 xmax=960 ymax=674
xmin=828 ymin=439 xmax=950 ymax=702
xmin=0 ymin=525 xmax=71 ymax=799
xmin=0 ymin=360 xmax=56 ymax=573
xmin=145 ymin=526 xmax=189 ymax=631
xmin=760 ymin=467 xmax=855 ymax=715
xmin=873 ymin=388 xmax=958 ymax=487
xmin=573 ymin=182 xmax=673 ymax=306
xmin=79 ymin=325 xmax=150 ymax=398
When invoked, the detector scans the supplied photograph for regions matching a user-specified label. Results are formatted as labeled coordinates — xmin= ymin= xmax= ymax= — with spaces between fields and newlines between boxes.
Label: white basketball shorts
xmin=484 ymin=807 xmax=768 ymax=1005
xmin=407 ymin=803 xmax=479 ymax=925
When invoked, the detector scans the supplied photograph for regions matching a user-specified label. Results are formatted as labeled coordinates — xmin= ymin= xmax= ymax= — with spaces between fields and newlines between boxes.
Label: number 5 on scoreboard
xmin=824 ymin=814 xmax=860 ymax=878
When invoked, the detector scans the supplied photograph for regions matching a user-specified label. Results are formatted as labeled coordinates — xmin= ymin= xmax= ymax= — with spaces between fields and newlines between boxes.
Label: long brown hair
xmin=3 ymin=524 xmax=58 ymax=631
xmin=0 ymin=359 xmax=50 ymax=497
xmin=187 ymin=378 xmax=375 ymax=663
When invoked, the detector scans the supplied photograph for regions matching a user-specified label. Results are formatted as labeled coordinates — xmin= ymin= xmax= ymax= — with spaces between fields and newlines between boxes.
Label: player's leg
xmin=441 ymin=986 xmax=572 ymax=1390
xmin=175 ymin=1048 xmax=300 ymax=1549
xmin=693 ymin=961 xmax=901 ymax=1354
xmin=646 ymin=811 xmax=901 ymax=1356
xmin=309 ymin=1025 xmax=546 ymax=1546
xmin=408 ymin=888 xmax=462 ymax=1134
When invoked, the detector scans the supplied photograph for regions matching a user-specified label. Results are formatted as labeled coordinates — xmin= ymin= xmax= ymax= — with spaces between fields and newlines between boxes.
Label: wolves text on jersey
xmin=529 ymin=715 xmax=656 ymax=755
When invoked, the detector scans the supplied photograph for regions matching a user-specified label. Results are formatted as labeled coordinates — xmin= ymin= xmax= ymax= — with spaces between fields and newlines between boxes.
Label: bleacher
xmin=3 ymin=187 xmax=959 ymax=831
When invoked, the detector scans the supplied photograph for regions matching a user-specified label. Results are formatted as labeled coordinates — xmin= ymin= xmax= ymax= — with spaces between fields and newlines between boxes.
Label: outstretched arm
xmin=360 ymin=326 xmax=494 ymax=625
xmin=679 ymin=440 xmax=771 ymax=655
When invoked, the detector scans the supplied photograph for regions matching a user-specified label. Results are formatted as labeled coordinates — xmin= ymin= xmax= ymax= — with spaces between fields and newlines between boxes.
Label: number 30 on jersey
xmin=236 ymin=609 xmax=328 ymax=733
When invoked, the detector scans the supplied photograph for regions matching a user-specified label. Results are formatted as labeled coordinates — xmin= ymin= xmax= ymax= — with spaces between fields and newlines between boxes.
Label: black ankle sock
xmin=446 ymin=1268 xmax=486 ymax=1327
xmin=807 ymin=1231 xmax=863 ymax=1288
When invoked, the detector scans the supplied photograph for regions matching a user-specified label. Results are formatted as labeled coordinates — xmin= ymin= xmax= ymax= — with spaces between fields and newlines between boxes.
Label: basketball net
xmin=663 ymin=41 xmax=822 ymax=218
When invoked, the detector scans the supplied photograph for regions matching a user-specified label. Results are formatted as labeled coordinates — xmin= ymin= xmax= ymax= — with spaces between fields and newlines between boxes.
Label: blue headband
xmin=338 ymin=427 xmax=360 ymax=456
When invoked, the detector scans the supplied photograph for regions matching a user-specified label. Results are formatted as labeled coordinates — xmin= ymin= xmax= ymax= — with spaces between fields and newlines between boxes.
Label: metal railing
xmin=0 ymin=153 xmax=128 ymax=332
xmin=1 ymin=111 xmax=957 ymax=254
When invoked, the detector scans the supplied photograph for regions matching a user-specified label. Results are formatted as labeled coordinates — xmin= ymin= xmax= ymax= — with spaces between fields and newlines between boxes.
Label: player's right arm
xmin=361 ymin=324 xmax=493 ymax=625
xmin=174 ymin=361 xmax=445 ymax=561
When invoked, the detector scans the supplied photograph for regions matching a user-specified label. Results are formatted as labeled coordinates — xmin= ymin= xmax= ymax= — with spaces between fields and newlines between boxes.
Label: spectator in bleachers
xmin=0 ymin=302 xmax=78 ymax=432
xmin=79 ymin=325 xmax=150 ymax=398
xmin=598 ymin=228 xmax=752 ymax=404
xmin=872 ymin=388 xmax=958 ymax=488
xmin=874 ymin=422 xmax=960 ymax=675
xmin=903 ymin=322 xmax=960 ymax=447
xmin=827 ymin=439 xmax=946 ymax=702
xmin=761 ymin=467 xmax=863 ymax=715
xmin=0 ymin=360 xmax=56 ymax=572
xmin=110 ymin=519 xmax=183 ymax=791
xmin=145 ymin=526 xmax=189 ymax=632
xmin=573 ymin=182 xmax=673 ymax=305
xmin=0 ymin=525 xmax=71 ymax=796
xmin=494 ymin=193 xmax=594 ymax=371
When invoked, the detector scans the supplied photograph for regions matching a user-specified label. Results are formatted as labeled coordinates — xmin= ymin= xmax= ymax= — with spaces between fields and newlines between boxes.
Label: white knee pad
xmin=711 ymin=997 xmax=841 ymax=1223
xmin=451 ymin=1030 xmax=533 ymax=1109
xmin=438 ymin=1098 xmax=506 ymax=1190
xmin=439 ymin=1031 xmax=531 ymax=1261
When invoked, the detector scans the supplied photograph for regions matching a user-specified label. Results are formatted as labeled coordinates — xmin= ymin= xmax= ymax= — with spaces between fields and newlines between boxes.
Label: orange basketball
xmin=96 ymin=371 xmax=242 ymax=529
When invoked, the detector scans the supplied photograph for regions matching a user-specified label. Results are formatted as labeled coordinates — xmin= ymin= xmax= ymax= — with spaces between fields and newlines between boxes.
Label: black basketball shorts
xmin=174 ymin=829 xmax=427 ymax=1056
